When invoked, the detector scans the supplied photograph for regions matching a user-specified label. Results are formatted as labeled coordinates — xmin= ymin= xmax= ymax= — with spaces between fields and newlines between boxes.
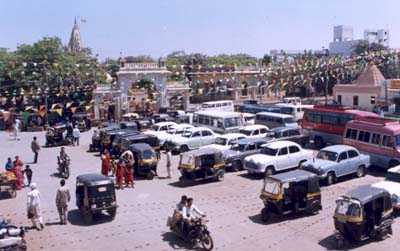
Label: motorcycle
xmin=0 ymin=218 xmax=27 ymax=251
xmin=169 ymin=217 xmax=214 ymax=251
xmin=57 ymin=156 xmax=70 ymax=179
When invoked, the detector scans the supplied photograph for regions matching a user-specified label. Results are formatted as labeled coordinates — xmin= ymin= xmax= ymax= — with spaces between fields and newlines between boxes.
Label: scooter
xmin=0 ymin=218 xmax=27 ymax=251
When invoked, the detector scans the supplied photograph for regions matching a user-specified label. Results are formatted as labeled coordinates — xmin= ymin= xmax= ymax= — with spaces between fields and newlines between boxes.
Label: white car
xmin=239 ymin=125 xmax=270 ymax=139
xmin=243 ymin=141 xmax=314 ymax=176
xmin=372 ymin=165 xmax=400 ymax=210
xmin=165 ymin=127 xmax=217 ymax=153
xmin=148 ymin=123 xmax=194 ymax=146
xmin=144 ymin=121 xmax=177 ymax=137
xmin=202 ymin=133 xmax=246 ymax=151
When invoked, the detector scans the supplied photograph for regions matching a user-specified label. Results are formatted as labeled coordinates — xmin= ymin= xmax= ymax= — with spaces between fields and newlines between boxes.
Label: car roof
xmin=272 ymin=126 xmax=300 ymax=132
xmin=344 ymin=185 xmax=390 ymax=205
xmin=171 ymin=123 xmax=193 ymax=129
xmin=237 ymin=137 xmax=267 ymax=144
xmin=217 ymin=133 xmax=246 ymax=140
xmin=256 ymin=112 xmax=294 ymax=118
xmin=155 ymin=121 xmax=177 ymax=126
xmin=265 ymin=140 xmax=299 ymax=149
xmin=322 ymin=145 xmax=355 ymax=153
xmin=269 ymin=170 xmax=317 ymax=183
xmin=188 ymin=127 xmax=211 ymax=132
xmin=76 ymin=173 xmax=113 ymax=186
xmin=241 ymin=124 xmax=268 ymax=130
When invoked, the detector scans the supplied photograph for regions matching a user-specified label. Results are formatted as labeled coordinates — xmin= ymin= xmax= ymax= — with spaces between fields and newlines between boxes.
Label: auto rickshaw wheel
xmin=216 ymin=171 xmax=224 ymax=181
xmin=261 ymin=208 xmax=270 ymax=222
xmin=107 ymin=208 xmax=117 ymax=219
xmin=232 ymin=160 xmax=242 ymax=172
xmin=83 ymin=212 xmax=93 ymax=224
xmin=146 ymin=171 xmax=155 ymax=180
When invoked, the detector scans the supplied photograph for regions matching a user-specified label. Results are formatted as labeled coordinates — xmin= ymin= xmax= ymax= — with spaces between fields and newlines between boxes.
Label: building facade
xmin=364 ymin=29 xmax=390 ymax=47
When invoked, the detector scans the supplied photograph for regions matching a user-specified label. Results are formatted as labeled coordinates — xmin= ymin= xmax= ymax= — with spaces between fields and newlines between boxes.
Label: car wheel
xmin=265 ymin=167 xmax=275 ymax=177
xmin=356 ymin=166 xmax=365 ymax=178
xmin=326 ymin=172 xmax=336 ymax=186
xmin=232 ymin=160 xmax=242 ymax=172
xmin=298 ymin=160 xmax=307 ymax=168
xmin=180 ymin=145 xmax=189 ymax=153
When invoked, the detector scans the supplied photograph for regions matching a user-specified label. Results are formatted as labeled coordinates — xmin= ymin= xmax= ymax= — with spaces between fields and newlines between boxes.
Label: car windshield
xmin=317 ymin=150 xmax=338 ymax=162
xmin=215 ymin=137 xmax=228 ymax=146
xmin=263 ymin=179 xmax=281 ymax=195
xmin=232 ymin=143 xmax=247 ymax=152
xmin=181 ymin=131 xmax=192 ymax=138
xmin=143 ymin=150 xmax=155 ymax=159
xmin=239 ymin=129 xmax=253 ymax=136
xmin=261 ymin=147 xmax=278 ymax=156
xmin=335 ymin=199 xmax=361 ymax=217
xmin=151 ymin=125 xmax=160 ymax=131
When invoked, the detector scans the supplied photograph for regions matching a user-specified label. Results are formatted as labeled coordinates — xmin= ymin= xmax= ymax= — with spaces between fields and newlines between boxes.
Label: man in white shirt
xmin=72 ymin=126 xmax=80 ymax=146
xmin=27 ymin=183 xmax=44 ymax=230
xmin=183 ymin=198 xmax=206 ymax=220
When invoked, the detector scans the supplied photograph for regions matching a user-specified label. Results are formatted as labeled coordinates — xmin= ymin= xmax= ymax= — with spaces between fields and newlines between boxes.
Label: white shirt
xmin=182 ymin=204 xmax=204 ymax=220
xmin=121 ymin=150 xmax=134 ymax=161
xmin=27 ymin=189 xmax=41 ymax=208
xmin=73 ymin=128 xmax=80 ymax=138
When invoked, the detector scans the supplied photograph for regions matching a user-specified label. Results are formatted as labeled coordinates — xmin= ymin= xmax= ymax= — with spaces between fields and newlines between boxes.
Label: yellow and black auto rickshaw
xmin=333 ymin=185 xmax=394 ymax=248
xmin=178 ymin=148 xmax=225 ymax=183
xmin=129 ymin=143 xmax=159 ymax=180
xmin=259 ymin=169 xmax=322 ymax=222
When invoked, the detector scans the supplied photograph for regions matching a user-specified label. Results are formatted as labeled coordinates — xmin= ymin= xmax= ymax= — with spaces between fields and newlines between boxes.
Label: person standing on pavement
xmin=13 ymin=156 xmax=24 ymax=190
xmin=55 ymin=179 xmax=70 ymax=225
xmin=13 ymin=118 xmax=21 ymax=141
xmin=23 ymin=165 xmax=33 ymax=186
xmin=72 ymin=126 xmax=80 ymax=146
xmin=5 ymin=157 xmax=13 ymax=171
xmin=101 ymin=149 xmax=111 ymax=176
xmin=166 ymin=149 xmax=172 ymax=178
xmin=115 ymin=159 xmax=125 ymax=189
xmin=27 ymin=183 xmax=44 ymax=230
xmin=31 ymin=136 xmax=41 ymax=164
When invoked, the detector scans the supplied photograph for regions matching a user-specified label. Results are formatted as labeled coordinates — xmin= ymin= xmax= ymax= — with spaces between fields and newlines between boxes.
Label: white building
xmin=364 ymin=29 xmax=389 ymax=47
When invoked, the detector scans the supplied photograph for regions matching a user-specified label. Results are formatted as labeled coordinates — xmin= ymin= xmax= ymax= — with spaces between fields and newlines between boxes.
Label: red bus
xmin=343 ymin=117 xmax=400 ymax=168
xmin=301 ymin=105 xmax=378 ymax=147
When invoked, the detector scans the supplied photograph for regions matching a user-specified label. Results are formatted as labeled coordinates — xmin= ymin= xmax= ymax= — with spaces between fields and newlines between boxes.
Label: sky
xmin=0 ymin=0 xmax=399 ymax=59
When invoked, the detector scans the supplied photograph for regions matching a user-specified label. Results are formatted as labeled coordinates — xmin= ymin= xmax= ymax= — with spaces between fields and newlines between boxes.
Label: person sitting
xmin=170 ymin=195 xmax=187 ymax=233
xmin=182 ymin=198 xmax=206 ymax=236
xmin=58 ymin=147 xmax=69 ymax=164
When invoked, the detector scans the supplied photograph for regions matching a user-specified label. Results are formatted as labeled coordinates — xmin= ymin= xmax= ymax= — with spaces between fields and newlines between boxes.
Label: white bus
xmin=255 ymin=112 xmax=297 ymax=129
xmin=200 ymin=100 xmax=234 ymax=112
xmin=193 ymin=110 xmax=244 ymax=134
xmin=274 ymin=103 xmax=313 ymax=122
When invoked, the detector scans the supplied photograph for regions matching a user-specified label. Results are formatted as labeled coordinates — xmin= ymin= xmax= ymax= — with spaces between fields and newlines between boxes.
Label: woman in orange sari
xmin=101 ymin=149 xmax=111 ymax=176
xmin=13 ymin=156 xmax=24 ymax=189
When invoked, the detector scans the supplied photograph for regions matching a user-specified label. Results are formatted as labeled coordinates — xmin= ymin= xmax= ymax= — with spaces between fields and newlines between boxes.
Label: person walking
xmin=13 ymin=118 xmax=21 ymax=141
xmin=72 ymin=126 xmax=80 ymax=146
xmin=23 ymin=165 xmax=33 ymax=186
xmin=55 ymin=179 xmax=70 ymax=225
xmin=166 ymin=149 xmax=172 ymax=178
xmin=27 ymin=183 xmax=44 ymax=230
xmin=31 ymin=136 xmax=41 ymax=164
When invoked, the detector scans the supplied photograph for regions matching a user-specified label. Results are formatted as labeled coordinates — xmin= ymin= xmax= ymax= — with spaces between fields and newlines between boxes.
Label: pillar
xmin=94 ymin=93 xmax=101 ymax=120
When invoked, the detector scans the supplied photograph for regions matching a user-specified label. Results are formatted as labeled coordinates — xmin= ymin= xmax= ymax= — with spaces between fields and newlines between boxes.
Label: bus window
xmin=362 ymin=132 xmax=370 ymax=143
xmin=345 ymin=129 xmax=358 ymax=139
xmin=371 ymin=133 xmax=381 ymax=145
xmin=358 ymin=131 xmax=365 ymax=141
xmin=204 ymin=116 xmax=210 ymax=125
xmin=217 ymin=119 xmax=223 ymax=128
xmin=396 ymin=135 xmax=400 ymax=146
xmin=382 ymin=135 xmax=393 ymax=147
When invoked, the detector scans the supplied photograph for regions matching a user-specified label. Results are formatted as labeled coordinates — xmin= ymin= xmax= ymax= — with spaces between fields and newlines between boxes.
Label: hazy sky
xmin=0 ymin=0 xmax=398 ymax=59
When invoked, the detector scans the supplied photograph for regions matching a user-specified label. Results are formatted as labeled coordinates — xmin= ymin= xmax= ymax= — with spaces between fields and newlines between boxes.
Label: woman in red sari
xmin=124 ymin=158 xmax=134 ymax=188
xmin=101 ymin=149 xmax=111 ymax=176
xmin=115 ymin=160 xmax=125 ymax=189
xmin=13 ymin=156 xmax=24 ymax=189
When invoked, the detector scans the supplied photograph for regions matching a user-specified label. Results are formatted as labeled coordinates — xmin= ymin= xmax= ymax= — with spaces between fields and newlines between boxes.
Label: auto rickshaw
xmin=178 ymin=148 xmax=225 ymax=183
xmin=45 ymin=124 xmax=71 ymax=147
xmin=260 ymin=169 xmax=322 ymax=222
xmin=333 ymin=185 xmax=394 ymax=248
xmin=129 ymin=143 xmax=159 ymax=179
xmin=76 ymin=173 xmax=117 ymax=224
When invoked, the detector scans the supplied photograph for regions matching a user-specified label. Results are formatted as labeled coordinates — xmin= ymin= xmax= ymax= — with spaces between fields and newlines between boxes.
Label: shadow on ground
xmin=161 ymin=231 xmax=203 ymax=250
xmin=67 ymin=209 xmax=114 ymax=226
xmin=318 ymin=233 xmax=385 ymax=250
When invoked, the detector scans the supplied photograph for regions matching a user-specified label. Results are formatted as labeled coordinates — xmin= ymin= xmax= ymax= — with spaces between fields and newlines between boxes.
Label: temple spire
xmin=68 ymin=17 xmax=83 ymax=53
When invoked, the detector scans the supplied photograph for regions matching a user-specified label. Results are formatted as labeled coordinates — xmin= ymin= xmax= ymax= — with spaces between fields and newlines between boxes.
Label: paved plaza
xmin=1 ymin=130 xmax=400 ymax=251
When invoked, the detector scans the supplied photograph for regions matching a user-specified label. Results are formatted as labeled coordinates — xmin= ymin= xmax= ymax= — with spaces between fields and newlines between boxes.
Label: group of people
xmin=101 ymin=149 xmax=134 ymax=189
xmin=5 ymin=156 xmax=32 ymax=189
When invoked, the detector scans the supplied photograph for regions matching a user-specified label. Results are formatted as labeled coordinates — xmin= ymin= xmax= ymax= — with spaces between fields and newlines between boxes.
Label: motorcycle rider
xmin=57 ymin=147 xmax=70 ymax=175
xmin=182 ymin=198 xmax=206 ymax=236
